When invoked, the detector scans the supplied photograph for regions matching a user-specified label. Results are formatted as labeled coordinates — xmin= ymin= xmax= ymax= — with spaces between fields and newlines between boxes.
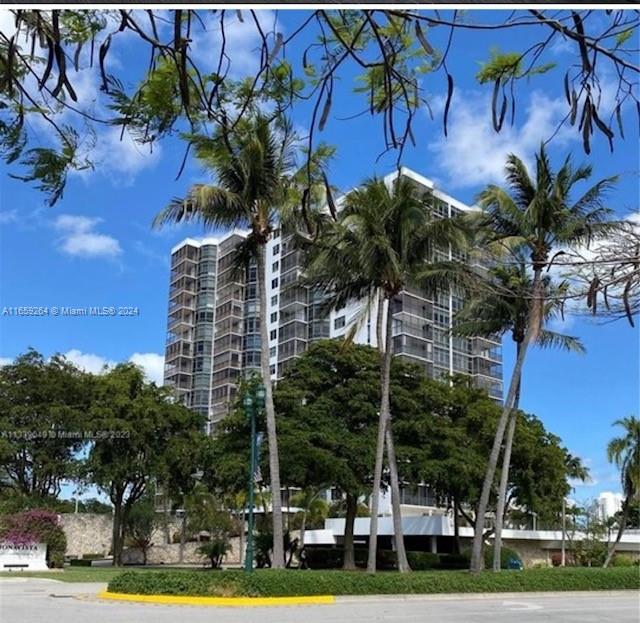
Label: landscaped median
xmin=102 ymin=567 xmax=640 ymax=605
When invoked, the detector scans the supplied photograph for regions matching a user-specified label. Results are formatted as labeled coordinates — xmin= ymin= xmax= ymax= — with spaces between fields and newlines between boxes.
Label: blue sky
xmin=0 ymin=10 xmax=638 ymax=503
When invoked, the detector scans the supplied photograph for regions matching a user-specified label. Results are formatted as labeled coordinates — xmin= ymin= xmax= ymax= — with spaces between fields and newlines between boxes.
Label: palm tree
xmin=603 ymin=416 xmax=639 ymax=567
xmin=154 ymin=114 xmax=298 ymax=569
xmin=468 ymin=146 xmax=618 ymax=571
xmin=306 ymin=173 xmax=466 ymax=572
xmin=291 ymin=488 xmax=329 ymax=552
xmin=455 ymin=255 xmax=586 ymax=571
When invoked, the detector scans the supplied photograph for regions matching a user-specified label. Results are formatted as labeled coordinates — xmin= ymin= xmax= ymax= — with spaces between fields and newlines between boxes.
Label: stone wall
xmin=122 ymin=537 xmax=242 ymax=566
xmin=59 ymin=513 xmax=113 ymax=558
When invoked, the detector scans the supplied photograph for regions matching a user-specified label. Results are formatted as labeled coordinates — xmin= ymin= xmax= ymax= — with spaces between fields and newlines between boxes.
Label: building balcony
xmin=170 ymin=254 xmax=198 ymax=271
xmin=170 ymin=271 xmax=197 ymax=287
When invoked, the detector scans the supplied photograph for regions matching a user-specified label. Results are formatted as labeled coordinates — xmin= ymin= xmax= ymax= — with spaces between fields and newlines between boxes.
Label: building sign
xmin=0 ymin=542 xmax=48 ymax=571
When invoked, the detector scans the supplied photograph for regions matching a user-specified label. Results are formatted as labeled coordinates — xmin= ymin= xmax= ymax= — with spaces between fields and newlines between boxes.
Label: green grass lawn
xmin=0 ymin=565 xmax=195 ymax=583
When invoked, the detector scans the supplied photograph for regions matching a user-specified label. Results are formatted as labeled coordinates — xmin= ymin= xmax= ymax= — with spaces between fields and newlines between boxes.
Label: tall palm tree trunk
xmin=492 ymin=344 xmax=522 ymax=571
xmin=367 ymin=294 xmax=409 ymax=572
xmin=386 ymin=426 xmax=410 ymax=572
xmin=603 ymin=498 xmax=629 ymax=568
xmin=256 ymin=244 xmax=284 ymax=569
xmin=367 ymin=294 xmax=392 ymax=573
xmin=470 ymin=269 xmax=543 ymax=572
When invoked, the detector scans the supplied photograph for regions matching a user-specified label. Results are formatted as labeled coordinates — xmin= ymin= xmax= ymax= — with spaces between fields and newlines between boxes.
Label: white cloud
xmin=64 ymin=349 xmax=114 ymax=374
xmin=53 ymin=214 xmax=122 ymax=258
xmin=0 ymin=357 xmax=13 ymax=367
xmin=0 ymin=210 xmax=18 ymax=225
xmin=129 ymin=352 xmax=165 ymax=385
xmin=72 ymin=126 xmax=163 ymax=185
xmin=191 ymin=10 xmax=279 ymax=77
xmin=428 ymin=90 xmax=576 ymax=189
xmin=63 ymin=349 xmax=165 ymax=384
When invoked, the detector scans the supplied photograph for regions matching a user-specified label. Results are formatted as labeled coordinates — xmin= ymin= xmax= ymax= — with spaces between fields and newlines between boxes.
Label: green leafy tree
xmin=305 ymin=175 xmax=466 ymax=572
xmin=84 ymin=363 xmax=205 ymax=566
xmin=393 ymin=376 xmax=587 ymax=551
xmin=603 ymin=416 xmax=640 ymax=567
xmin=455 ymin=254 xmax=586 ymax=571
xmin=210 ymin=340 xmax=430 ymax=570
xmin=468 ymin=146 xmax=619 ymax=571
xmin=274 ymin=340 xmax=384 ymax=570
xmin=0 ymin=349 xmax=93 ymax=500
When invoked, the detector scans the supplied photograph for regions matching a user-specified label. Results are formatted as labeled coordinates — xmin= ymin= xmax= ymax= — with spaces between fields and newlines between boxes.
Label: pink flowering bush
xmin=0 ymin=508 xmax=67 ymax=567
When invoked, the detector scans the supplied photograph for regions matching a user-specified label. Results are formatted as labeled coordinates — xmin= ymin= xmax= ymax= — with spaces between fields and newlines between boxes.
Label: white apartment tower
xmin=163 ymin=168 xmax=503 ymax=433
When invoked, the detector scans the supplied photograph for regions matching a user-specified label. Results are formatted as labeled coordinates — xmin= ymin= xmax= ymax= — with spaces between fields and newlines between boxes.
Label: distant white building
xmin=596 ymin=492 xmax=624 ymax=520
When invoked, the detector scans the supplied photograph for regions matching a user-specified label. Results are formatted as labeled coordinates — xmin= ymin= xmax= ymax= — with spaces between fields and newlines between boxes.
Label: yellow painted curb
xmin=98 ymin=591 xmax=335 ymax=607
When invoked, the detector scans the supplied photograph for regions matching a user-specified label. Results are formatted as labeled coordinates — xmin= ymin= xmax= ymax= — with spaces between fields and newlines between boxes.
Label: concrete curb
xmin=335 ymin=590 xmax=638 ymax=603
xmin=98 ymin=591 xmax=335 ymax=607
xmin=97 ymin=589 xmax=635 ymax=608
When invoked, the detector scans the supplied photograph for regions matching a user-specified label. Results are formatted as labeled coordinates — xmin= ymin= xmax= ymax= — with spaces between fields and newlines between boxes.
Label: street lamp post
xmin=244 ymin=384 xmax=265 ymax=572
xmin=561 ymin=498 xmax=566 ymax=567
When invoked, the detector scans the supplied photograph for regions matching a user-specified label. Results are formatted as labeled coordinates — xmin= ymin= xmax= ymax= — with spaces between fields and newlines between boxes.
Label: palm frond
xmin=536 ymin=330 xmax=586 ymax=354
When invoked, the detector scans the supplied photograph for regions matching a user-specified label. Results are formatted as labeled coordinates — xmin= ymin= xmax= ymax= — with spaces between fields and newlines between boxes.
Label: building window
xmin=270 ymin=364 xmax=276 ymax=375
xmin=273 ymin=228 xmax=280 ymax=238
xmin=270 ymin=312 xmax=278 ymax=323
xmin=334 ymin=316 xmax=346 ymax=329
xmin=271 ymin=278 xmax=279 ymax=289
xmin=272 ymin=261 xmax=279 ymax=272
xmin=270 ymin=329 xmax=277 ymax=340
xmin=273 ymin=244 xmax=280 ymax=255
xmin=271 ymin=295 xmax=278 ymax=306
xmin=270 ymin=346 xmax=276 ymax=358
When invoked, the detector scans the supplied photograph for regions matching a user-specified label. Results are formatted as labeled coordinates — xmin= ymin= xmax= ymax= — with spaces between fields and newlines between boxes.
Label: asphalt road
xmin=1 ymin=578 xmax=639 ymax=623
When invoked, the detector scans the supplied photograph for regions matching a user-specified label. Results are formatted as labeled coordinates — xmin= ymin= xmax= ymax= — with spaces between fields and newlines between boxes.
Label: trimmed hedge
xmin=108 ymin=567 xmax=640 ymax=598
xmin=70 ymin=559 xmax=94 ymax=567
xmin=303 ymin=548 xmax=514 ymax=571
xmin=406 ymin=552 xmax=440 ymax=570
xmin=304 ymin=547 xmax=397 ymax=570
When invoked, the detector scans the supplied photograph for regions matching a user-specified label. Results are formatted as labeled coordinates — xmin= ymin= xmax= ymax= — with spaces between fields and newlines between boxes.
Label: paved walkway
xmin=1 ymin=578 xmax=638 ymax=623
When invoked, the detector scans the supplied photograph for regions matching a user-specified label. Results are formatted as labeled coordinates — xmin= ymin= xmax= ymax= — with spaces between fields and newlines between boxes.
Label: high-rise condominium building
xmin=163 ymin=168 xmax=503 ymax=433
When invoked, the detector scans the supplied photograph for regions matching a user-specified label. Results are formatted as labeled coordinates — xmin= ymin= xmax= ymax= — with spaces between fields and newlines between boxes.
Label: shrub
xmin=406 ymin=552 xmax=440 ymax=570
xmin=484 ymin=546 xmax=523 ymax=570
xmin=573 ymin=539 xmax=608 ymax=567
xmin=438 ymin=552 xmax=470 ymax=569
xmin=304 ymin=547 xmax=344 ymax=569
xmin=0 ymin=508 xmax=67 ymax=568
xmin=303 ymin=547 xmax=398 ymax=570
xmin=70 ymin=559 xmax=94 ymax=567
xmin=611 ymin=554 xmax=637 ymax=567
xmin=107 ymin=567 xmax=640 ymax=598
xmin=197 ymin=539 xmax=231 ymax=569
